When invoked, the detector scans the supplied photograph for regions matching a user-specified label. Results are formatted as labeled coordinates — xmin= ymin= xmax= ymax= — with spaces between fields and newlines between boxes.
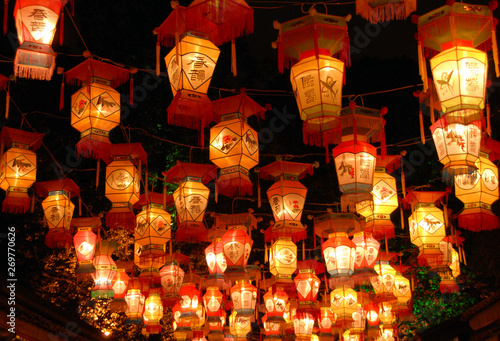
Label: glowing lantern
xmin=260 ymin=160 xmax=315 ymax=240
xmin=293 ymin=311 xmax=315 ymax=340
xmin=355 ymin=0 xmax=416 ymax=23
xmin=206 ymin=310 xmax=226 ymax=341
xmin=160 ymin=253 xmax=188 ymax=306
xmin=402 ymin=189 xmax=449 ymax=266
xmin=455 ymin=140 xmax=500 ymax=231
xmin=112 ymin=267 xmax=130 ymax=301
xmin=317 ymin=302 xmax=336 ymax=339
xmin=348 ymin=305 xmax=366 ymax=339
xmin=163 ymin=161 xmax=217 ymax=243
xmin=72 ymin=217 xmax=100 ymax=274
xmin=262 ymin=313 xmax=281 ymax=338
xmin=392 ymin=271 xmax=412 ymax=317
xmin=314 ymin=212 xmax=363 ymax=239
xmin=134 ymin=244 xmax=164 ymax=289
xmin=264 ymin=287 xmax=289 ymax=322
xmin=173 ymin=302 xmax=194 ymax=341
xmin=13 ymin=0 xmax=65 ymax=80
xmin=269 ymin=236 xmax=297 ymax=282
xmin=427 ymin=237 xmax=461 ymax=294
xmin=210 ymin=90 xmax=264 ymax=197
xmin=351 ymin=231 xmax=380 ymax=284
xmin=229 ymin=310 xmax=252 ymax=340
xmin=135 ymin=192 xmax=172 ymax=259
xmin=91 ymin=240 xmax=118 ymax=299
xmin=36 ymin=179 xmax=79 ymax=248
xmin=330 ymin=285 xmax=357 ymax=326
xmin=205 ymin=238 xmax=227 ymax=284
xmin=125 ymin=278 xmax=145 ymax=324
xmin=364 ymin=302 xmax=379 ymax=327
xmin=370 ymin=255 xmax=398 ymax=308
xmin=65 ymin=59 xmax=131 ymax=158
xmin=179 ymin=274 xmax=202 ymax=319
xmin=0 ymin=127 xmax=44 ymax=213
xmin=203 ymin=287 xmax=224 ymax=319
xmin=221 ymin=226 xmax=252 ymax=276
xmin=144 ymin=292 xmax=164 ymax=334
xmin=294 ymin=260 xmax=323 ymax=305
xmin=379 ymin=325 xmax=395 ymax=341
xmin=322 ymin=232 xmax=356 ymax=277
xmin=230 ymin=280 xmax=257 ymax=316
xmin=273 ymin=8 xmax=350 ymax=149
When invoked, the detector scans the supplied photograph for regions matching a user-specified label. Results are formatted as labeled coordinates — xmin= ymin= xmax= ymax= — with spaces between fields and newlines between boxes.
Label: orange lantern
xmin=264 ymin=287 xmax=289 ymax=322
xmin=364 ymin=302 xmax=379 ymax=327
xmin=144 ymin=292 xmax=164 ymax=334
xmin=230 ymin=279 xmax=257 ymax=317
xmin=91 ymin=240 xmax=118 ymax=299
xmin=65 ymin=59 xmax=131 ymax=158
xmin=103 ymin=143 xmax=146 ymax=230
xmin=329 ymin=285 xmax=357 ymax=327
xmin=135 ymin=192 xmax=172 ymax=260
xmin=294 ymin=260 xmax=323 ymax=306
xmin=125 ymin=278 xmax=145 ymax=325
xmin=221 ymin=226 xmax=253 ymax=276
xmin=210 ymin=90 xmax=264 ymax=197
xmin=205 ymin=238 xmax=227 ymax=284
xmin=112 ymin=267 xmax=130 ymax=301
xmin=179 ymin=274 xmax=202 ymax=319
xmin=455 ymin=138 xmax=500 ymax=231
xmin=402 ymin=189 xmax=449 ymax=266
xmin=317 ymin=302 xmax=336 ymax=339
xmin=0 ymin=127 xmax=44 ymax=213
xmin=293 ymin=311 xmax=315 ymax=341
xmin=13 ymin=0 xmax=65 ymax=80
xmin=392 ymin=270 xmax=412 ymax=317
xmin=163 ymin=161 xmax=217 ymax=242
xmin=322 ymin=232 xmax=356 ymax=277
xmin=370 ymin=253 xmax=398 ymax=308
xmin=355 ymin=0 xmax=416 ymax=23
xmin=203 ymin=287 xmax=224 ymax=319
xmin=351 ymin=231 xmax=380 ymax=284
xmin=314 ymin=213 xmax=363 ymax=240
xmin=269 ymin=236 xmax=297 ymax=283
xmin=262 ymin=313 xmax=281 ymax=338
xmin=72 ymin=217 xmax=100 ymax=274
xmin=36 ymin=179 xmax=79 ymax=248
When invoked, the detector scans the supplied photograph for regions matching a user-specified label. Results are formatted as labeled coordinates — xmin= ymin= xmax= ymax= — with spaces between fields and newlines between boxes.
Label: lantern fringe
xmin=355 ymin=0 xmax=416 ymax=24
xmin=75 ymin=137 xmax=112 ymax=160
xmin=14 ymin=52 xmax=56 ymax=81
xmin=105 ymin=210 xmax=136 ymax=231
xmin=302 ymin=123 xmax=341 ymax=148
xmin=2 ymin=194 xmax=31 ymax=214
xmin=216 ymin=177 xmax=253 ymax=198
xmin=3 ymin=0 xmax=7 ymax=35
xmin=458 ymin=211 xmax=500 ymax=231
xmin=167 ymin=91 xmax=213 ymax=134
xmin=175 ymin=223 xmax=207 ymax=243
xmin=45 ymin=229 xmax=73 ymax=249
xmin=364 ymin=226 xmax=395 ymax=241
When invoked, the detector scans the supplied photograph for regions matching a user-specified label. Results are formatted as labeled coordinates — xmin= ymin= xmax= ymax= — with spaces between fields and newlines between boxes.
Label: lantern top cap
xmin=102 ymin=143 xmax=147 ymax=165
xmin=64 ymin=59 xmax=130 ymax=89
xmin=36 ymin=178 xmax=80 ymax=198
xmin=377 ymin=252 xmax=398 ymax=263
xmin=71 ymin=217 xmax=102 ymax=230
xmin=402 ymin=188 xmax=449 ymax=207
xmin=376 ymin=154 xmax=401 ymax=173
xmin=212 ymin=92 xmax=267 ymax=122
xmin=259 ymin=160 xmax=315 ymax=181
xmin=163 ymin=252 xmax=191 ymax=264
xmin=163 ymin=161 xmax=218 ymax=184
xmin=115 ymin=260 xmax=134 ymax=272
xmin=314 ymin=212 xmax=363 ymax=236
xmin=1 ymin=127 xmax=45 ymax=151
xmin=135 ymin=192 xmax=174 ymax=209
xmin=214 ymin=212 xmax=257 ymax=231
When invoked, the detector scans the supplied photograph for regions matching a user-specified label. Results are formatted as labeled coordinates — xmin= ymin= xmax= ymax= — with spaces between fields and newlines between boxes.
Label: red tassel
xmin=419 ymin=110 xmax=425 ymax=145
xmin=156 ymin=40 xmax=161 ymax=77
xmin=71 ymin=0 xmax=74 ymax=16
xmin=4 ymin=0 xmax=8 ymax=35
xmin=278 ymin=41 xmax=283 ymax=73
xmin=59 ymin=9 xmax=64 ymax=46
xmin=60 ymin=73 xmax=64 ymax=111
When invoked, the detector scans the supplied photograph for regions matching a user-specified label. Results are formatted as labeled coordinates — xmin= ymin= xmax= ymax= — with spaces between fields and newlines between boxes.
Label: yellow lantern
xmin=229 ymin=310 xmax=252 ymax=340
xmin=135 ymin=192 xmax=172 ymax=259
xmin=269 ymin=236 xmax=297 ymax=282
xmin=330 ymin=285 xmax=357 ymax=327
xmin=144 ymin=292 xmax=164 ymax=334
xmin=13 ymin=0 xmax=65 ymax=80
xmin=0 ymin=127 xmax=44 ymax=213
xmin=125 ymin=278 xmax=145 ymax=325
xmin=65 ymin=59 xmax=130 ymax=158
xmin=455 ymin=142 xmax=500 ymax=231
xmin=392 ymin=271 xmax=412 ymax=317
xmin=104 ymin=143 xmax=146 ymax=230
xmin=370 ymin=255 xmax=398 ymax=308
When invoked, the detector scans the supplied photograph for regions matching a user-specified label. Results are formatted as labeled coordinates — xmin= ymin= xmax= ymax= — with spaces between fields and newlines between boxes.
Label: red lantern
xmin=13 ymin=0 xmax=65 ymax=80
xmin=329 ymin=285 xmax=357 ymax=327
xmin=160 ymin=254 xmax=188 ymax=306
xmin=205 ymin=238 xmax=227 ymax=283
xmin=364 ymin=302 xmax=379 ymax=327
xmin=294 ymin=260 xmax=323 ymax=306
xmin=112 ymin=263 xmax=131 ymax=300
xmin=72 ymin=217 xmax=100 ymax=274
xmin=317 ymin=302 xmax=336 ymax=338
xmin=221 ymin=226 xmax=252 ymax=276
xmin=262 ymin=313 xmax=281 ymax=338
xmin=230 ymin=279 xmax=257 ymax=317
xmin=91 ymin=240 xmax=118 ymax=299
xmin=0 ymin=127 xmax=44 ymax=213
xmin=355 ymin=0 xmax=416 ymax=23
xmin=322 ymin=232 xmax=356 ymax=277
xmin=180 ymin=274 xmax=202 ymax=319
xmin=263 ymin=287 xmax=289 ymax=322
xmin=203 ymin=286 xmax=224 ymax=322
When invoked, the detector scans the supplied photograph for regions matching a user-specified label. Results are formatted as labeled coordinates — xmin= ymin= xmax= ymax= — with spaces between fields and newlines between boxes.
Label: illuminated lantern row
xmin=455 ymin=137 xmax=500 ymax=231
xmin=0 ymin=127 xmax=44 ymax=213
xmin=163 ymin=161 xmax=217 ymax=243
xmin=355 ymin=0 xmax=416 ymax=23
xmin=103 ymin=143 xmax=146 ymax=230
xmin=72 ymin=217 xmax=100 ymax=274
xmin=36 ymin=178 xmax=79 ymax=248
xmin=91 ymin=240 xmax=118 ymax=299
xmin=13 ymin=0 xmax=65 ymax=80
xmin=125 ymin=278 xmax=145 ymax=325
xmin=274 ymin=8 xmax=350 ymax=149
xmin=65 ymin=59 xmax=131 ymax=158
xmin=210 ymin=90 xmax=264 ymax=197
xmin=403 ymin=189 xmax=448 ymax=266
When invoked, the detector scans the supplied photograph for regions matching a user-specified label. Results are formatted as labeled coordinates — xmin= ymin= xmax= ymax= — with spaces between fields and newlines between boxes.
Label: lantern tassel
xmin=60 ymin=73 xmax=65 ymax=111
xmin=400 ymin=206 xmax=405 ymax=229
xmin=30 ymin=192 xmax=35 ymax=213
xmin=487 ymin=103 xmax=492 ymax=137
xmin=417 ymin=40 xmax=428 ymax=92
xmin=325 ymin=143 xmax=330 ymax=164
xmin=264 ymin=243 xmax=268 ymax=263
xmin=96 ymin=158 xmax=100 ymax=187
xmin=491 ymin=24 xmax=500 ymax=77
xmin=78 ymin=196 xmax=81 ymax=216
xmin=257 ymin=174 xmax=261 ymax=208
xmin=60 ymin=9 xmax=64 ymax=46
xmin=401 ymin=151 xmax=407 ymax=197
xmin=231 ymin=39 xmax=237 ymax=77
xmin=419 ymin=110 xmax=425 ymax=145
xmin=462 ymin=246 xmax=467 ymax=266
xmin=5 ymin=82 xmax=10 ymax=120
xmin=215 ymin=180 xmax=219 ymax=203
xmin=3 ymin=0 xmax=8 ymax=36
xmin=443 ymin=204 xmax=449 ymax=228
xmin=156 ymin=40 xmax=161 ymax=77
xmin=302 ymin=239 xmax=305 ymax=260
xmin=163 ymin=179 xmax=167 ymax=209
xmin=430 ymin=91 xmax=435 ymax=125
xmin=70 ymin=0 xmax=74 ymax=16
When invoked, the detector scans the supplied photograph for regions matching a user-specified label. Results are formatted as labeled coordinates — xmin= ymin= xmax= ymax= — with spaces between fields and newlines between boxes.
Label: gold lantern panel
xmin=329 ymin=285 xmax=357 ymax=327
xmin=229 ymin=310 xmax=252 ymax=339
xmin=393 ymin=272 xmax=412 ymax=317
xmin=41 ymin=190 xmax=75 ymax=230
xmin=269 ymin=237 xmax=297 ymax=282
xmin=144 ymin=293 xmax=164 ymax=334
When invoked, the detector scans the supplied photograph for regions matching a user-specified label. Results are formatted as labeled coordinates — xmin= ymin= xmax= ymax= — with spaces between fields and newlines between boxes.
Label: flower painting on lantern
xmin=269 ymin=193 xmax=305 ymax=220
xmin=372 ymin=179 xmax=396 ymax=203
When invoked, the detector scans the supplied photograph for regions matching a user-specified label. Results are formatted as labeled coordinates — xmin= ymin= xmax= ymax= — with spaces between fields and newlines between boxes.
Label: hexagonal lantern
xmin=230 ymin=279 xmax=257 ymax=317
xmin=393 ymin=270 xmax=412 ymax=317
xmin=91 ymin=240 xmax=118 ymax=299
xmin=229 ymin=310 xmax=252 ymax=341
xmin=293 ymin=260 xmax=323 ymax=307
xmin=125 ymin=278 xmax=145 ymax=325
xmin=322 ymin=232 xmax=356 ymax=277
xmin=329 ymin=285 xmax=357 ymax=327
xmin=72 ymin=217 xmax=100 ymax=274
xmin=269 ymin=236 xmax=297 ymax=283
xmin=262 ymin=313 xmax=281 ymax=339
xmin=179 ymin=273 xmax=202 ymax=320
xmin=264 ymin=287 xmax=289 ymax=323
xmin=370 ymin=253 xmax=398 ymax=308
xmin=144 ymin=291 xmax=164 ymax=334
xmin=221 ymin=226 xmax=253 ymax=277
xmin=317 ymin=301 xmax=336 ymax=340
xmin=351 ymin=231 xmax=380 ymax=284
xmin=159 ymin=253 xmax=189 ymax=307
xmin=293 ymin=311 xmax=315 ymax=341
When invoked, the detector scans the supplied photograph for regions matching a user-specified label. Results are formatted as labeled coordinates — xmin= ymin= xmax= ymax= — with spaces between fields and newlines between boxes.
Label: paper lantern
xmin=125 ymin=279 xmax=145 ymax=324
xmin=135 ymin=192 xmax=172 ymax=259
xmin=179 ymin=274 xmax=202 ymax=319
xmin=210 ymin=91 xmax=264 ymax=197
xmin=112 ymin=268 xmax=130 ymax=300
xmin=204 ymin=287 xmax=224 ymax=319
xmin=330 ymin=285 xmax=357 ymax=326
xmin=370 ymin=256 xmax=398 ymax=308
xmin=0 ymin=127 xmax=44 ymax=213
xmin=427 ymin=237 xmax=461 ymax=294
xmin=293 ymin=311 xmax=315 ymax=341
xmin=351 ymin=231 xmax=380 ymax=283
xmin=264 ymin=287 xmax=289 ymax=322
xmin=91 ymin=240 xmax=118 ymax=299
xmin=364 ymin=302 xmax=379 ymax=327
xmin=160 ymin=255 xmax=188 ymax=306
xmin=205 ymin=238 xmax=227 ymax=285
xmin=172 ymin=302 xmax=194 ymax=341
xmin=221 ymin=226 xmax=252 ymax=276
xmin=355 ymin=0 xmax=416 ymax=23
xmin=206 ymin=310 xmax=226 ymax=341
xmin=230 ymin=280 xmax=257 ymax=316
xmin=314 ymin=213 xmax=363 ymax=239
xmin=379 ymin=324 xmax=395 ymax=341
xmin=402 ymin=189 xmax=448 ymax=266
xmin=392 ymin=272 xmax=412 ymax=317
xmin=144 ymin=292 xmax=164 ymax=334
xmin=229 ymin=310 xmax=252 ymax=340
xmin=73 ymin=223 xmax=97 ymax=274
xmin=262 ymin=313 xmax=281 ymax=338
xmin=294 ymin=260 xmax=323 ymax=304
xmin=163 ymin=161 xmax=217 ymax=242
xmin=322 ymin=232 xmax=356 ymax=277
xmin=13 ymin=0 xmax=65 ymax=80
xmin=455 ymin=142 xmax=500 ymax=231
xmin=260 ymin=161 xmax=315 ymax=241
xmin=269 ymin=237 xmax=297 ymax=282
xmin=65 ymin=59 xmax=131 ymax=158
xmin=317 ymin=302 xmax=336 ymax=338
xmin=348 ymin=305 xmax=367 ymax=339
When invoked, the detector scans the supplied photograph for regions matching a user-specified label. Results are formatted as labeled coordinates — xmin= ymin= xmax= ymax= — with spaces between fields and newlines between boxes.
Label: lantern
xmin=351 ymin=231 xmax=380 ymax=284
xmin=13 ymin=0 xmax=65 ymax=80
xmin=260 ymin=161 xmax=315 ymax=240
xmin=355 ymin=0 xmax=416 ymax=23
xmin=65 ymin=59 xmax=131 ymax=158
xmin=125 ymin=278 xmax=145 ymax=324
xmin=160 ymin=253 xmax=188 ymax=306
xmin=179 ymin=274 xmax=202 ymax=319
xmin=370 ymin=254 xmax=398 ymax=308
xmin=173 ymin=302 xmax=194 ymax=341
xmin=402 ymin=189 xmax=448 ymax=266
xmin=293 ymin=311 xmax=315 ymax=340
xmin=262 ymin=313 xmax=281 ymax=338
xmin=317 ymin=302 xmax=336 ymax=339
xmin=221 ymin=226 xmax=252 ymax=276
xmin=163 ymin=161 xmax=217 ymax=242
xmin=455 ymin=139 xmax=500 ymax=231
xmin=330 ymin=285 xmax=357 ymax=327
xmin=204 ymin=287 xmax=224 ymax=319
xmin=269 ymin=236 xmax=297 ymax=282
xmin=273 ymin=9 xmax=350 ymax=149
xmin=0 ymin=127 xmax=44 ymax=213
xmin=72 ymin=217 xmax=100 ymax=274
xmin=294 ymin=260 xmax=323 ymax=305
xmin=348 ymin=305 xmax=366 ymax=339
xmin=135 ymin=192 xmax=172 ymax=259
xmin=205 ymin=238 xmax=227 ymax=284
xmin=206 ymin=310 xmax=226 ymax=341
xmin=229 ymin=310 xmax=252 ymax=340
xmin=36 ymin=179 xmax=79 ymax=249
xmin=91 ymin=240 xmax=118 ymax=299
xmin=112 ymin=267 xmax=130 ymax=301
xmin=379 ymin=324 xmax=395 ymax=341
xmin=322 ymin=232 xmax=356 ymax=277
xmin=314 ymin=212 xmax=363 ymax=239
xmin=144 ymin=292 xmax=164 ymax=334
xmin=392 ymin=271 xmax=412 ymax=317
xmin=210 ymin=90 xmax=264 ymax=197
xmin=264 ymin=287 xmax=289 ymax=322
xmin=230 ymin=279 xmax=257 ymax=316
xmin=134 ymin=244 xmax=164 ymax=289
xmin=364 ymin=302 xmax=379 ymax=327
xmin=427 ymin=237 xmax=461 ymax=294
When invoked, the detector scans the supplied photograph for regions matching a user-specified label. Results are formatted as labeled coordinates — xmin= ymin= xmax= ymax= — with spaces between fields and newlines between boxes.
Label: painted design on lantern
xmin=296 ymin=280 xmax=311 ymax=298
xmin=383 ymin=273 xmax=395 ymax=291
xmin=395 ymin=279 xmax=410 ymax=296
xmin=8 ymin=155 xmax=34 ymax=177
xmin=338 ymin=154 xmax=355 ymax=178
xmin=46 ymin=205 xmax=64 ymax=227
xmin=19 ymin=6 xmax=59 ymax=42
xmin=409 ymin=220 xmax=417 ymax=237
xmin=107 ymin=170 xmax=133 ymax=190
xmin=77 ymin=241 xmax=94 ymax=256
xmin=231 ymin=291 xmax=242 ymax=309
xmin=372 ymin=180 xmax=395 ymax=203
xmin=187 ymin=195 xmax=206 ymax=220
xmin=418 ymin=214 xmax=443 ymax=234
xmin=359 ymin=155 xmax=372 ymax=179
xmin=180 ymin=295 xmax=192 ymax=308
xmin=355 ymin=245 xmax=378 ymax=267
xmin=370 ymin=275 xmax=383 ymax=292
xmin=217 ymin=253 xmax=227 ymax=272
xmin=223 ymin=241 xmax=244 ymax=264
xmin=243 ymin=129 xmax=258 ymax=155
xmin=146 ymin=301 xmax=159 ymax=313
xmin=151 ymin=215 xmax=169 ymax=235
xmin=161 ymin=275 xmax=175 ymax=292
xmin=331 ymin=292 xmax=357 ymax=307
xmin=136 ymin=216 xmax=148 ymax=236
xmin=244 ymin=242 xmax=252 ymax=264
xmin=275 ymin=247 xmax=296 ymax=265
xmin=113 ymin=280 xmax=127 ymax=295
xmin=464 ymin=61 xmax=481 ymax=92
xmin=183 ymin=52 xmax=216 ymax=90
xmin=206 ymin=252 xmax=216 ymax=272
xmin=436 ymin=70 xmax=454 ymax=95
xmin=445 ymin=129 xmax=465 ymax=151
xmin=265 ymin=298 xmax=275 ymax=312
xmin=133 ymin=172 xmax=140 ymax=194
xmin=275 ymin=298 xmax=286 ymax=312
xmin=482 ymin=168 xmax=498 ymax=191
xmin=92 ymin=92 xmax=119 ymax=117
xmin=321 ymin=317 xmax=332 ymax=329
xmin=300 ymin=74 xmax=317 ymax=104
xmin=455 ymin=171 xmax=479 ymax=190
xmin=236 ymin=316 xmax=250 ymax=328
xmin=212 ymin=128 xmax=240 ymax=153
xmin=167 ymin=56 xmax=180 ymax=90
xmin=320 ymin=76 xmax=339 ymax=101
xmin=72 ymin=93 xmax=89 ymax=118
xmin=241 ymin=290 xmax=255 ymax=309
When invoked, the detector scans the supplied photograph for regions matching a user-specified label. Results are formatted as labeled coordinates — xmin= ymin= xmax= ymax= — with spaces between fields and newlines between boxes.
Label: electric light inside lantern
xmin=91 ymin=241 xmax=118 ymax=299
xmin=330 ymin=285 xmax=357 ymax=327
xmin=144 ymin=293 xmax=164 ymax=334
xmin=322 ymin=232 xmax=356 ymax=277
xmin=293 ymin=311 xmax=315 ymax=340
xmin=221 ymin=226 xmax=253 ymax=275
xmin=125 ymin=288 xmax=145 ymax=325
xmin=230 ymin=280 xmax=257 ymax=316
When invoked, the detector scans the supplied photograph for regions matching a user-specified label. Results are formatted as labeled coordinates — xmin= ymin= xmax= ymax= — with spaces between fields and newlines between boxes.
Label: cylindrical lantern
xmin=13 ymin=0 xmax=65 ymax=80
xmin=144 ymin=292 xmax=164 ymax=334
xmin=91 ymin=240 xmax=118 ymax=299
xmin=0 ymin=127 xmax=44 ymax=213
xmin=352 ymin=231 xmax=380 ymax=283
xmin=330 ymin=285 xmax=357 ymax=327
xmin=230 ymin=280 xmax=257 ymax=317
xmin=370 ymin=258 xmax=398 ymax=308
xmin=125 ymin=278 xmax=145 ymax=325
xmin=322 ymin=232 xmax=356 ymax=277
xmin=269 ymin=236 xmax=297 ymax=282
xmin=264 ymin=287 xmax=289 ymax=322
xmin=293 ymin=311 xmax=315 ymax=340
xmin=65 ymin=59 xmax=131 ymax=157
xmin=221 ymin=226 xmax=253 ymax=276
xmin=72 ymin=217 xmax=101 ymax=275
